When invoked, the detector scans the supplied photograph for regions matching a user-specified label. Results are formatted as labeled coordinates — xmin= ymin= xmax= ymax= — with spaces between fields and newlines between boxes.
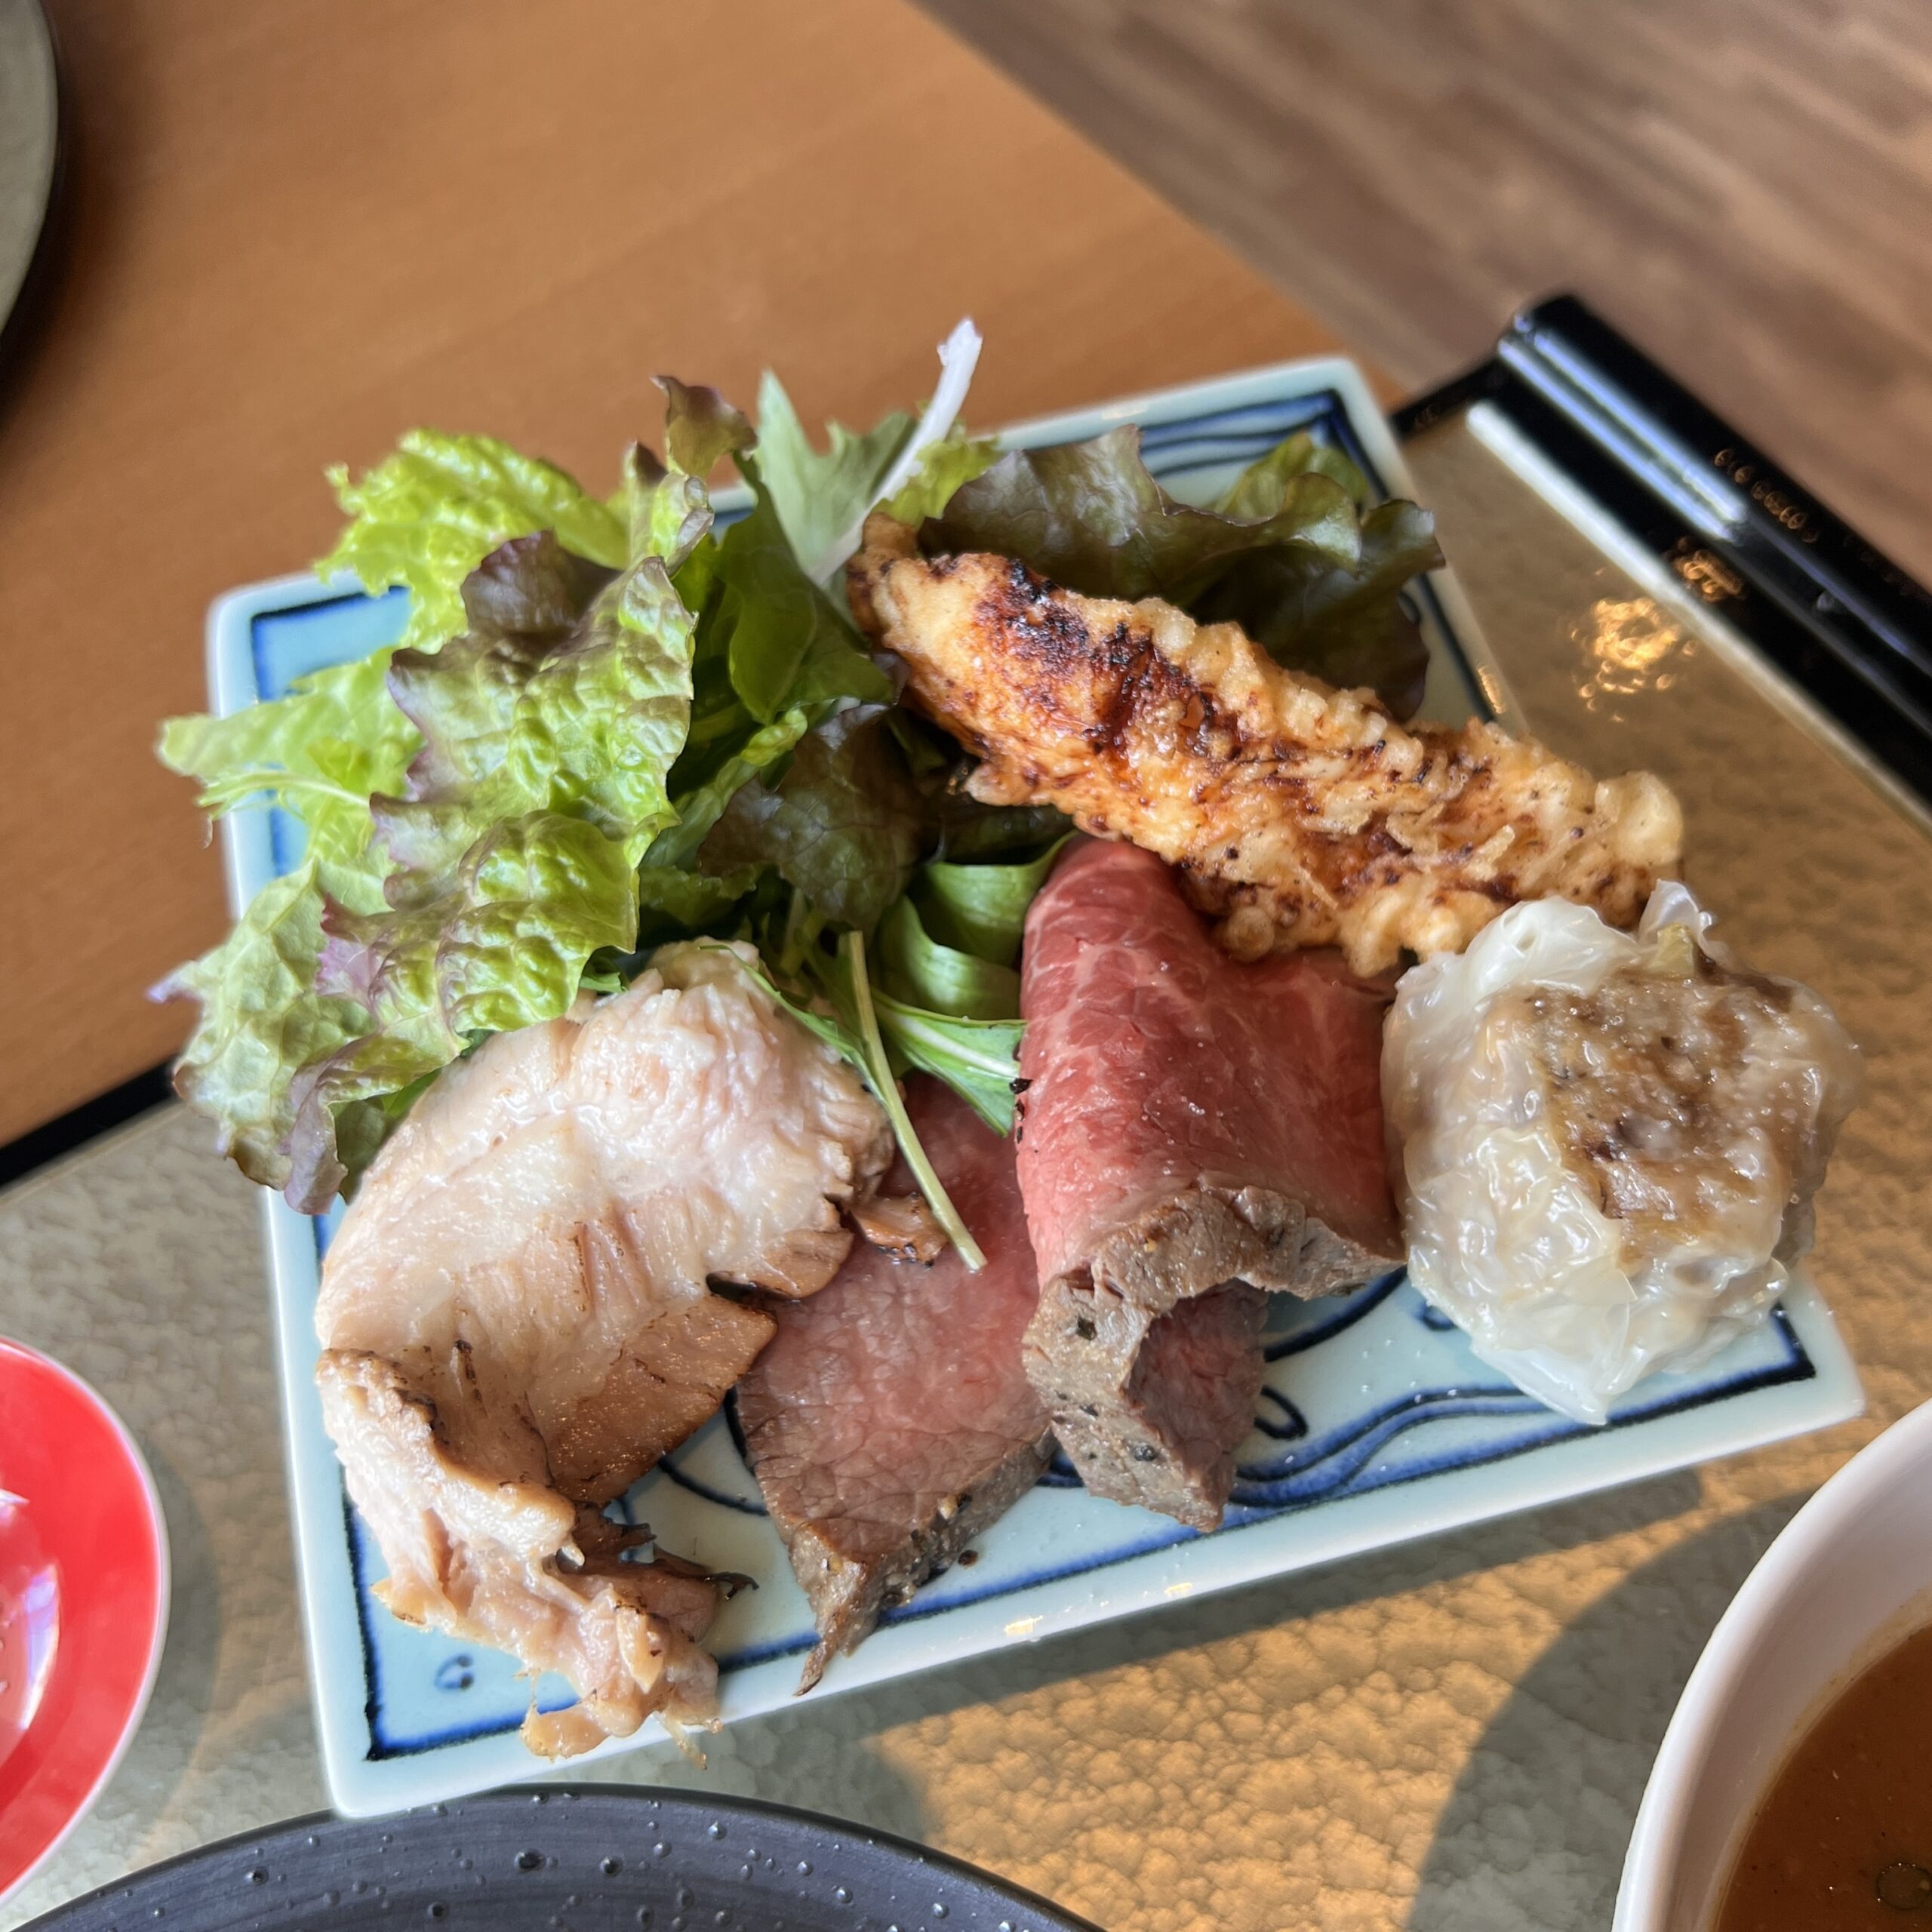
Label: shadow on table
xmin=1404 ymin=1492 xmax=1809 ymax=1932
xmin=597 ymin=1463 xmax=1716 ymax=1850
xmin=863 ymin=1463 xmax=1711 ymax=1728
xmin=129 ymin=1447 xmax=225 ymax=1804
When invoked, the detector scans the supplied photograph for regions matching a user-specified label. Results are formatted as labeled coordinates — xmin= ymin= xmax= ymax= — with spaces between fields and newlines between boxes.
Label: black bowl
xmin=25 ymin=1787 xmax=1102 ymax=1932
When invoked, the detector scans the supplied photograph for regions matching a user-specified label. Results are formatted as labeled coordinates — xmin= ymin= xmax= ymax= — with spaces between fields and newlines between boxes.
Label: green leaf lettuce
xmin=753 ymin=373 xmax=914 ymax=592
xmin=710 ymin=485 xmax=894 ymax=724
xmin=699 ymin=705 xmax=928 ymax=932
xmin=157 ymin=340 xmax=1063 ymax=1229
xmin=158 ymin=429 xmax=635 ymax=912
xmin=321 ymin=429 xmax=628 ymax=651
xmin=161 ymin=430 xmax=711 ymax=1210
xmin=153 ymin=863 xmax=372 ymax=1196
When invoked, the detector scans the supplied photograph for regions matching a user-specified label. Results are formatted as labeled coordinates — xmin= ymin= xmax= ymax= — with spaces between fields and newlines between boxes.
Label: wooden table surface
xmin=0 ymin=0 xmax=1342 ymax=1149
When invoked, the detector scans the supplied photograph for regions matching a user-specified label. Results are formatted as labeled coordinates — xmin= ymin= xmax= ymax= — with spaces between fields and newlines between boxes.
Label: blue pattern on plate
xmin=214 ymin=359 xmax=1859 ymax=1808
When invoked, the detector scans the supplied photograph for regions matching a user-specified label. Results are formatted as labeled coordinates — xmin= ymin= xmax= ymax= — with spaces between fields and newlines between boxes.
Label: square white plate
xmin=208 ymin=357 xmax=1863 ymax=1816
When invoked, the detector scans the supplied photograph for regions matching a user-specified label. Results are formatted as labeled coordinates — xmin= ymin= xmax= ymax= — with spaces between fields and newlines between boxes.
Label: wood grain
xmin=921 ymin=0 xmax=1932 ymax=589
xmin=0 ymin=0 xmax=1337 ymax=1146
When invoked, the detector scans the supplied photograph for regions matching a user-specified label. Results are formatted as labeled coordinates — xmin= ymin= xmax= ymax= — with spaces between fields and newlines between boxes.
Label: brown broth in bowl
xmin=1716 ymin=1617 xmax=1932 ymax=1929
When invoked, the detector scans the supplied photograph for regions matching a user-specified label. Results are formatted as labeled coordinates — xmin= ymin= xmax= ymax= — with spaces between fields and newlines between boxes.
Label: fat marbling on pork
xmin=314 ymin=941 xmax=892 ymax=1756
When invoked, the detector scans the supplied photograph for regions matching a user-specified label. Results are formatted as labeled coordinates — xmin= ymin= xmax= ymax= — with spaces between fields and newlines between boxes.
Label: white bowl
xmin=1616 ymin=1396 xmax=1932 ymax=1930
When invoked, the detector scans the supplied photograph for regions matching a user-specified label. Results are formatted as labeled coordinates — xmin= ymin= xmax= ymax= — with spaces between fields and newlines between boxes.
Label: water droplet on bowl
xmin=246 ymin=1871 xmax=266 ymax=1887
xmin=834 ymin=1887 xmax=851 ymax=1906
xmin=675 ymin=1888 xmax=694 ymax=1910
xmin=652 ymin=1844 xmax=669 ymax=1860
xmin=601 ymin=1859 xmax=623 ymax=1878
xmin=706 ymin=1823 xmax=724 ymax=1841
xmin=427 ymin=1906 xmax=448 ymax=1921
xmin=515 ymin=1851 xmax=544 ymax=1874
xmin=795 ymin=1863 xmax=811 ymax=1877
xmin=933 ymin=1909 xmax=949 ymax=1921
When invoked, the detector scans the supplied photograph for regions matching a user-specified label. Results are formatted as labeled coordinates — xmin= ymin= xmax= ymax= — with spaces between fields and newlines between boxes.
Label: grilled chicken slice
xmin=848 ymin=518 xmax=1683 ymax=976
xmin=315 ymin=941 xmax=891 ymax=1756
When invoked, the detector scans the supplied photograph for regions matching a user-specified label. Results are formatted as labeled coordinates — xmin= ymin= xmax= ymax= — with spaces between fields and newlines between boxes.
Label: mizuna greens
xmin=156 ymin=325 xmax=1441 ymax=1262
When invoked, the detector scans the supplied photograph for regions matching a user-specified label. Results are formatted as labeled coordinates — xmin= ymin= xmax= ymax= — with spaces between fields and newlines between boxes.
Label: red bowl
xmin=0 ymin=1338 xmax=168 ymax=1901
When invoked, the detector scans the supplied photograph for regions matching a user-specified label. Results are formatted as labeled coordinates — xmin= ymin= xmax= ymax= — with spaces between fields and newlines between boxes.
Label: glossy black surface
xmin=1397 ymin=294 xmax=1932 ymax=812
xmin=0 ymin=1062 xmax=171 ymax=1189
xmin=21 ymin=1789 xmax=1102 ymax=1932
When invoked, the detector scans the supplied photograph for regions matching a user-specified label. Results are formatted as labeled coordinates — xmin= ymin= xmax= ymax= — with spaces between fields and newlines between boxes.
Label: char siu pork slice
xmin=738 ymin=1078 xmax=1052 ymax=1690
xmin=1017 ymin=841 xmax=1402 ymax=1529
xmin=315 ymin=941 xmax=892 ymax=1755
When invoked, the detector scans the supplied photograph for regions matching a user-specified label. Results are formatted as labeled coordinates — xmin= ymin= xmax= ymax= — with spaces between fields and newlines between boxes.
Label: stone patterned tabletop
xmin=3 ymin=415 xmax=1927 ymax=1932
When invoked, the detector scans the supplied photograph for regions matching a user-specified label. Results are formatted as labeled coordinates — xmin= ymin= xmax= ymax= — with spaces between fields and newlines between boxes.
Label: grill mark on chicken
xmin=850 ymin=517 xmax=1684 ymax=975
xmin=986 ymin=561 xmax=1242 ymax=778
